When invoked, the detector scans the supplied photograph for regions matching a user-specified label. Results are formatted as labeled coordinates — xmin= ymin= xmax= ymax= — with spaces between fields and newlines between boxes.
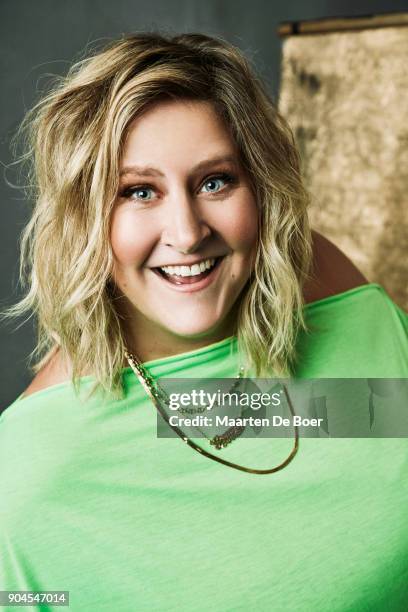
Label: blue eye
xmin=201 ymin=174 xmax=234 ymax=194
xmin=130 ymin=187 xmax=154 ymax=201
xmin=120 ymin=185 xmax=156 ymax=202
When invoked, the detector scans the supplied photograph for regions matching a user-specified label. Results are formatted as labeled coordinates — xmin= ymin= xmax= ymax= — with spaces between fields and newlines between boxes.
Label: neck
xmin=120 ymin=304 xmax=239 ymax=365
xmin=128 ymin=330 xmax=234 ymax=364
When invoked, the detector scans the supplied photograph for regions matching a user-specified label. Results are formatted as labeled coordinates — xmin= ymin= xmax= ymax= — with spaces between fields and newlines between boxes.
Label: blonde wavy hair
xmin=3 ymin=32 xmax=312 ymax=400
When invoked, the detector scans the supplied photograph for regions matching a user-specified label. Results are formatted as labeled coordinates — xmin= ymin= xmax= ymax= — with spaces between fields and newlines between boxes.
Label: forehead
xmin=121 ymin=99 xmax=237 ymax=171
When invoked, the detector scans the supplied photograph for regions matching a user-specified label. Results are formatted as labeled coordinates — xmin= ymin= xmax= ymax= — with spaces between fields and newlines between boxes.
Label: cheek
xmin=226 ymin=199 xmax=258 ymax=254
xmin=110 ymin=210 xmax=150 ymax=266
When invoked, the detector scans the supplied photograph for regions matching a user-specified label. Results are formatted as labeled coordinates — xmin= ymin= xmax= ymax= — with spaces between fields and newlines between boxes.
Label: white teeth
xmin=160 ymin=258 xmax=217 ymax=277
xmin=190 ymin=264 xmax=201 ymax=275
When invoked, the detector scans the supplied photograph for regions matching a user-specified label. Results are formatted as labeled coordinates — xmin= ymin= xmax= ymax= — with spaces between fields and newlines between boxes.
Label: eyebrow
xmin=119 ymin=155 xmax=239 ymax=178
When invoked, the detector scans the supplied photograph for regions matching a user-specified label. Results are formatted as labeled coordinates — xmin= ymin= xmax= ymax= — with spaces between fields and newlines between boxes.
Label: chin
xmin=160 ymin=316 xmax=227 ymax=340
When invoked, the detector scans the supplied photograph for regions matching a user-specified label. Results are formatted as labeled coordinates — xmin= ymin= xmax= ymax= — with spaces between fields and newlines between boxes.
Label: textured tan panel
xmin=279 ymin=27 xmax=408 ymax=309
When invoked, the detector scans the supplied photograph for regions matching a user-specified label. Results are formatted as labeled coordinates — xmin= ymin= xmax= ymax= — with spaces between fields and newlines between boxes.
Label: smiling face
xmin=110 ymin=99 xmax=258 ymax=360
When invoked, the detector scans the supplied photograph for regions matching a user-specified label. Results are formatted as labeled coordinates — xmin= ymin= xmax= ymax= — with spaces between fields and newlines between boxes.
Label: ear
xmin=303 ymin=230 xmax=369 ymax=304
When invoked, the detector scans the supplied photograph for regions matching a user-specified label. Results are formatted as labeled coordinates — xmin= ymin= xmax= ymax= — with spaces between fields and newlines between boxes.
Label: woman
xmin=1 ymin=33 xmax=407 ymax=611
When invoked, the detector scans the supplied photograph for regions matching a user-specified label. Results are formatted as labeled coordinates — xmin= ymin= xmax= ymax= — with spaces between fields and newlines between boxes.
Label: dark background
xmin=1 ymin=0 xmax=408 ymax=410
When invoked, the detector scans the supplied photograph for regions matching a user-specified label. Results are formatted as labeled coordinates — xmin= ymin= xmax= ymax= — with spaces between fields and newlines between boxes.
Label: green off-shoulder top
xmin=1 ymin=284 xmax=407 ymax=611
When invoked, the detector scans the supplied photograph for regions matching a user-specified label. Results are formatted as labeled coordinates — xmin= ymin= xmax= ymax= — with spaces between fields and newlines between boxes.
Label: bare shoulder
xmin=303 ymin=230 xmax=369 ymax=304
xmin=20 ymin=347 xmax=72 ymax=399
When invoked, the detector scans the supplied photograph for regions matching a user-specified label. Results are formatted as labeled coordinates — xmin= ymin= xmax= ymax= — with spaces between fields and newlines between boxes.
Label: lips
xmin=151 ymin=256 xmax=224 ymax=288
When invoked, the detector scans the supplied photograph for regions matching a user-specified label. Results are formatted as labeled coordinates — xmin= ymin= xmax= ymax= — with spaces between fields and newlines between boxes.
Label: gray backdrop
xmin=1 ymin=0 xmax=407 ymax=410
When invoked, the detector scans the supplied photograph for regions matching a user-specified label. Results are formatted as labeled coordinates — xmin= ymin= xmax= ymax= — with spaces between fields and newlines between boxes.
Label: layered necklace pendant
xmin=125 ymin=350 xmax=246 ymax=450
xmin=125 ymin=349 xmax=299 ymax=475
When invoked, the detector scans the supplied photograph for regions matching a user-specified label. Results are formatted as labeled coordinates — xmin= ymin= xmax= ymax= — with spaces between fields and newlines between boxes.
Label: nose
xmin=161 ymin=193 xmax=211 ymax=254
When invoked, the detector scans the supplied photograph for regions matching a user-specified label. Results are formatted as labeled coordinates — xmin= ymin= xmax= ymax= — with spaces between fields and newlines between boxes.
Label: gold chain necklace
xmin=125 ymin=349 xmax=299 ymax=475
xmin=125 ymin=349 xmax=246 ymax=449
xmin=173 ymin=369 xmax=248 ymax=447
